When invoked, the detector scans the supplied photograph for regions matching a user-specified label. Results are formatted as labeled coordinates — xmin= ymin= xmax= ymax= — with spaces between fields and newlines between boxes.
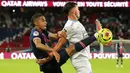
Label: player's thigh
xmin=71 ymin=55 xmax=92 ymax=73
xmin=41 ymin=66 xmax=62 ymax=73
xmin=76 ymin=67 xmax=92 ymax=73
xmin=58 ymin=49 xmax=70 ymax=66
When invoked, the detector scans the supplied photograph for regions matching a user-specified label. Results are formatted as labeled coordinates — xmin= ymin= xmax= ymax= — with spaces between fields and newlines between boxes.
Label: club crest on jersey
xmin=33 ymin=31 xmax=39 ymax=36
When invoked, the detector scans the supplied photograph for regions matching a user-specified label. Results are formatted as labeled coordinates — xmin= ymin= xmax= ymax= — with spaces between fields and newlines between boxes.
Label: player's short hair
xmin=62 ymin=2 xmax=77 ymax=16
xmin=31 ymin=13 xmax=43 ymax=26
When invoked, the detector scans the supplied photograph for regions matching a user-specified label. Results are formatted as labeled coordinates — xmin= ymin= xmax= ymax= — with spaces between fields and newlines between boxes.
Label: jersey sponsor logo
xmin=33 ymin=31 xmax=39 ymax=36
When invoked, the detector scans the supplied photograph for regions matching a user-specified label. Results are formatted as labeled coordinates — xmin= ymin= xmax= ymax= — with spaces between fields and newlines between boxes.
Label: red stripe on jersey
xmin=79 ymin=42 xmax=86 ymax=48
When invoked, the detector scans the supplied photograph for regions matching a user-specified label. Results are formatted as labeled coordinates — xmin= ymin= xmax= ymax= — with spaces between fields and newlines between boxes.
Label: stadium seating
xmin=0 ymin=7 xmax=130 ymax=52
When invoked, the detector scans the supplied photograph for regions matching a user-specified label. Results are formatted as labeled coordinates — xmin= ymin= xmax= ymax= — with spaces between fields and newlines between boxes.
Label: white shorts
xmin=70 ymin=55 xmax=92 ymax=73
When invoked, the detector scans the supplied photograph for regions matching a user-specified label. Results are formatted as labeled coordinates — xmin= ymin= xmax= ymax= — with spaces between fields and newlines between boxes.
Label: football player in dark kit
xmin=30 ymin=13 xmax=67 ymax=73
xmin=30 ymin=13 xmax=104 ymax=73
xmin=115 ymin=37 xmax=126 ymax=68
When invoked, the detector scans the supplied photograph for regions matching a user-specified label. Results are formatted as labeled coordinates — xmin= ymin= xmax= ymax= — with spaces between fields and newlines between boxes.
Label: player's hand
xmin=52 ymin=50 xmax=60 ymax=63
xmin=57 ymin=31 xmax=67 ymax=38
xmin=95 ymin=19 xmax=102 ymax=31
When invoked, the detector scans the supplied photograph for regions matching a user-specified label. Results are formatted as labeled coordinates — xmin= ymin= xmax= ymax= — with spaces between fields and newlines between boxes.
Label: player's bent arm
xmin=53 ymin=37 xmax=67 ymax=51
xmin=36 ymin=37 xmax=67 ymax=64
xmin=49 ymin=33 xmax=59 ymax=39
xmin=49 ymin=31 xmax=67 ymax=51
xmin=33 ymin=37 xmax=53 ymax=52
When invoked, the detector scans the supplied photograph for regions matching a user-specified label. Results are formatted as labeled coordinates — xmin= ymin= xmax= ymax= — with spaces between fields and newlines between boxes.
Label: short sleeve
xmin=42 ymin=30 xmax=49 ymax=39
xmin=31 ymin=31 xmax=41 ymax=39
xmin=62 ymin=25 xmax=76 ymax=40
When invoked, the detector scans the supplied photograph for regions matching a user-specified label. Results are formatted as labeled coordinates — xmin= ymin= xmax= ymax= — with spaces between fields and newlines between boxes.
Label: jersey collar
xmin=68 ymin=18 xmax=78 ymax=22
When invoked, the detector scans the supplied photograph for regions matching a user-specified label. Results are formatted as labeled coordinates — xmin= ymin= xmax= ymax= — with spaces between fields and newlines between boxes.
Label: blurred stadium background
xmin=0 ymin=0 xmax=130 ymax=73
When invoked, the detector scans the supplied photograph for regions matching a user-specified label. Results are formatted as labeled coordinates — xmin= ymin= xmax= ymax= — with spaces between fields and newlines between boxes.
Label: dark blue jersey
xmin=30 ymin=28 xmax=50 ymax=59
xmin=116 ymin=43 xmax=124 ymax=55
xmin=30 ymin=28 xmax=69 ymax=73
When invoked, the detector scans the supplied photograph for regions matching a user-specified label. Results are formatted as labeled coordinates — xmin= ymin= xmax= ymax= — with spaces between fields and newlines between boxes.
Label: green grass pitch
xmin=0 ymin=59 xmax=130 ymax=73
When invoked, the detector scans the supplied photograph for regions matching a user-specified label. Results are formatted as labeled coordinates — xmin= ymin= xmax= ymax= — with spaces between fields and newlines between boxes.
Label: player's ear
xmin=71 ymin=9 xmax=75 ymax=14
xmin=34 ymin=20 xmax=38 ymax=26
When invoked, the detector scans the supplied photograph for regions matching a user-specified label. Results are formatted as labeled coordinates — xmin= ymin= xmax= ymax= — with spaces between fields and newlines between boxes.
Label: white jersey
xmin=63 ymin=19 xmax=91 ymax=59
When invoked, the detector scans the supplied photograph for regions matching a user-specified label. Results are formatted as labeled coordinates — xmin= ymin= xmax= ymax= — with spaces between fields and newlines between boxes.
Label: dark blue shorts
xmin=58 ymin=48 xmax=70 ymax=66
xmin=40 ymin=49 xmax=69 ymax=73
xmin=118 ymin=54 xmax=123 ymax=57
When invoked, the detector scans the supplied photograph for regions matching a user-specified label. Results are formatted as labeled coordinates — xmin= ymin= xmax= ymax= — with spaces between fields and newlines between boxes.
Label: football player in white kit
xmin=35 ymin=2 xmax=104 ymax=73
xmin=62 ymin=2 xmax=92 ymax=73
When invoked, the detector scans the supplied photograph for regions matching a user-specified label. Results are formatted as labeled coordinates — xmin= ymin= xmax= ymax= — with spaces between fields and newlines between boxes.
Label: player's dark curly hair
xmin=62 ymin=2 xmax=77 ymax=16
xmin=31 ymin=13 xmax=43 ymax=26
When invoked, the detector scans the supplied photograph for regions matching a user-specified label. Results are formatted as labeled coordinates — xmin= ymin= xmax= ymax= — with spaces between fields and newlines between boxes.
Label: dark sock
xmin=121 ymin=58 xmax=123 ymax=65
xmin=75 ymin=35 xmax=96 ymax=52
xmin=116 ymin=59 xmax=119 ymax=65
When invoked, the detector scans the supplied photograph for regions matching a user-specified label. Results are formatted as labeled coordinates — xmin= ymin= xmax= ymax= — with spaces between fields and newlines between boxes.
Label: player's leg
xmin=58 ymin=49 xmax=70 ymax=66
xmin=58 ymin=35 xmax=96 ymax=66
xmin=43 ymin=68 xmax=62 ymax=73
xmin=116 ymin=56 xmax=119 ymax=67
xmin=121 ymin=54 xmax=123 ymax=67
xmin=36 ymin=34 xmax=97 ymax=66
xmin=70 ymin=55 xmax=92 ymax=73
xmin=65 ymin=35 xmax=96 ymax=56
xmin=40 ymin=60 xmax=62 ymax=73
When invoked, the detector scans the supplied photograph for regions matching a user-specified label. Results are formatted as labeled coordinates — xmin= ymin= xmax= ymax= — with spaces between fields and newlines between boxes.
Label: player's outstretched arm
xmin=49 ymin=31 xmax=67 ymax=51
xmin=36 ymin=31 xmax=67 ymax=64
xmin=53 ymin=37 xmax=67 ymax=51
xmin=33 ymin=31 xmax=67 ymax=52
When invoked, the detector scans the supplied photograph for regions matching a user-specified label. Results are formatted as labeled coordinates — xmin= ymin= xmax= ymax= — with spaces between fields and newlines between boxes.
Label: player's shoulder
xmin=65 ymin=20 xmax=78 ymax=27
xmin=30 ymin=28 xmax=40 ymax=37
xmin=64 ymin=20 xmax=72 ymax=27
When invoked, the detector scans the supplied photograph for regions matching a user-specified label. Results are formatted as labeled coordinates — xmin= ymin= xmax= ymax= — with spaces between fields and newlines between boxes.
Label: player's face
xmin=119 ymin=38 xmax=123 ymax=42
xmin=37 ymin=16 xmax=47 ymax=30
xmin=74 ymin=5 xmax=80 ymax=19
